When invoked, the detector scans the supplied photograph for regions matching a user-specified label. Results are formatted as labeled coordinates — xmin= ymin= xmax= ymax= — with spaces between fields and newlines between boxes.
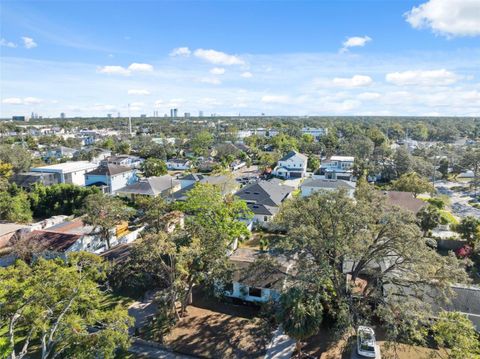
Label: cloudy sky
xmin=1 ymin=0 xmax=479 ymax=118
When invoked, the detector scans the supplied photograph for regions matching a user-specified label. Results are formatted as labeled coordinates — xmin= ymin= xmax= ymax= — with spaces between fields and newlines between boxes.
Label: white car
xmin=357 ymin=326 xmax=377 ymax=358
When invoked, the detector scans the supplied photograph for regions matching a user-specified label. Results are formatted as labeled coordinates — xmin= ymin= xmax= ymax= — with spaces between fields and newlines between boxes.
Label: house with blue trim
xmin=85 ymin=164 xmax=138 ymax=194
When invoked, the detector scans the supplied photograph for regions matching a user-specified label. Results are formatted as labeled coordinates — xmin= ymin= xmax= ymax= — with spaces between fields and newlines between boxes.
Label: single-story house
xmin=301 ymin=178 xmax=356 ymax=198
xmin=166 ymin=158 xmax=192 ymax=171
xmin=226 ymin=248 xmax=293 ymax=303
xmin=381 ymin=191 xmax=427 ymax=214
xmin=102 ymin=155 xmax=144 ymax=168
xmin=11 ymin=171 xmax=59 ymax=189
xmin=116 ymin=175 xmax=181 ymax=200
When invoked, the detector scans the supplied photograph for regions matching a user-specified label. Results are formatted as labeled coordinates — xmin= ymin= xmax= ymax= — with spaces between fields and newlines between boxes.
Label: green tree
xmin=432 ymin=311 xmax=480 ymax=359
xmin=81 ymin=193 xmax=134 ymax=249
xmin=455 ymin=216 xmax=480 ymax=248
xmin=0 ymin=187 xmax=32 ymax=223
xmin=140 ymin=158 xmax=168 ymax=177
xmin=391 ymin=172 xmax=434 ymax=197
xmin=393 ymin=147 xmax=412 ymax=177
xmin=136 ymin=195 xmax=169 ymax=233
xmin=0 ymin=253 xmax=132 ymax=359
xmin=277 ymin=287 xmax=324 ymax=355
xmin=272 ymin=189 xmax=468 ymax=344
xmin=190 ymin=131 xmax=214 ymax=156
xmin=307 ymin=156 xmax=320 ymax=172
xmin=417 ymin=205 xmax=441 ymax=237
xmin=0 ymin=145 xmax=32 ymax=173
xmin=460 ymin=147 xmax=480 ymax=198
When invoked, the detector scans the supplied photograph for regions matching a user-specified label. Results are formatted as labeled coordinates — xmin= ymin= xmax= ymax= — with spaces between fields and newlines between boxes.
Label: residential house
xmin=230 ymin=159 xmax=247 ymax=171
xmin=117 ymin=175 xmax=181 ymax=200
xmin=173 ymin=174 xmax=239 ymax=201
xmin=31 ymin=161 xmax=99 ymax=187
xmin=235 ymin=180 xmax=294 ymax=226
xmin=44 ymin=146 xmax=78 ymax=161
xmin=166 ymin=158 xmax=192 ymax=171
xmin=301 ymin=127 xmax=327 ymax=141
xmin=301 ymin=178 xmax=356 ymax=198
xmin=272 ymin=151 xmax=308 ymax=179
xmin=381 ymin=191 xmax=426 ymax=214
xmin=319 ymin=155 xmax=355 ymax=180
xmin=11 ymin=171 xmax=59 ymax=190
xmin=226 ymin=248 xmax=292 ymax=303
xmin=102 ymin=155 xmax=144 ymax=168
xmin=85 ymin=164 xmax=138 ymax=194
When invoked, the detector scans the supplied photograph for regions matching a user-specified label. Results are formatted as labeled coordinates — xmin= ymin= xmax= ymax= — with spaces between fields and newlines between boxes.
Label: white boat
xmin=357 ymin=326 xmax=377 ymax=358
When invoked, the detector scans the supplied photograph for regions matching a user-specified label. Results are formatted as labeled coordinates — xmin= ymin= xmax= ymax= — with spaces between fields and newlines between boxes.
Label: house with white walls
xmin=85 ymin=164 xmax=138 ymax=194
xmin=30 ymin=161 xmax=99 ymax=187
xmin=272 ymin=151 xmax=308 ymax=179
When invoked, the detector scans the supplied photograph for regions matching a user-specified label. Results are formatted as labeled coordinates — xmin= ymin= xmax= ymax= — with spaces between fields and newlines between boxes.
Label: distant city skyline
xmin=1 ymin=0 xmax=479 ymax=117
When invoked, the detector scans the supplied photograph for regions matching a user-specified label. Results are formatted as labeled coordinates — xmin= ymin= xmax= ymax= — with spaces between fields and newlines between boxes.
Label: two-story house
xmin=85 ymin=164 xmax=138 ymax=194
xmin=272 ymin=151 xmax=308 ymax=179
xmin=31 ymin=161 xmax=99 ymax=187
xmin=318 ymin=155 xmax=355 ymax=180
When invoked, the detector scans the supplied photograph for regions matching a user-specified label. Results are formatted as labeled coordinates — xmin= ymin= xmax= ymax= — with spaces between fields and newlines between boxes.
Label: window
xmin=248 ymin=287 xmax=262 ymax=297
xmin=264 ymin=216 xmax=268 ymax=221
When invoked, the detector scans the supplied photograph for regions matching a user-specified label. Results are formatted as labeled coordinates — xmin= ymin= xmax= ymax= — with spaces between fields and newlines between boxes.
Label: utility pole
xmin=128 ymin=103 xmax=133 ymax=136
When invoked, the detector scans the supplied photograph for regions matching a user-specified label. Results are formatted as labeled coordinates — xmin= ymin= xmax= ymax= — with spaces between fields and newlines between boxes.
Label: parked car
xmin=357 ymin=326 xmax=378 ymax=358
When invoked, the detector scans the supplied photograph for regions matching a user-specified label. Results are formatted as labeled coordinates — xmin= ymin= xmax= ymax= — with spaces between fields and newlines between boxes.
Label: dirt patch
xmin=164 ymin=292 xmax=270 ymax=358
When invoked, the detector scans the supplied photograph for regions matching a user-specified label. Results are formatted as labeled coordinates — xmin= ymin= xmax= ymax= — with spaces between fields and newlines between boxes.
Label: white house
xmin=319 ymin=155 xmax=355 ymax=180
xmin=226 ymin=248 xmax=292 ymax=303
xmin=301 ymin=127 xmax=327 ymax=141
xmin=30 ymin=161 xmax=99 ymax=187
xmin=272 ymin=151 xmax=308 ymax=179
xmin=166 ymin=158 xmax=192 ymax=171
xmin=301 ymin=178 xmax=356 ymax=198
xmin=102 ymin=155 xmax=144 ymax=168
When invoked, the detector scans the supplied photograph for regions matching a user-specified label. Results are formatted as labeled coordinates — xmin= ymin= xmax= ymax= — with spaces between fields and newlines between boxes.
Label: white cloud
xmin=210 ymin=67 xmax=225 ymax=75
xmin=128 ymin=63 xmax=153 ymax=72
xmin=341 ymin=36 xmax=371 ymax=52
xmin=155 ymin=98 xmax=186 ymax=108
xmin=405 ymin=0 xmax=480 ymax=37
xmin=128 ymin=89 xmax=151 ymax=95
xmin=2 ymin=98 xmax=23 ymax=105
xmin=357 ymin=92 xmax=381 ymax=100
xmin=261 ymin=95 xmax=291 ymax=104
xmin=199 ymin=77 xmax=222 ymax=85
xmin=21 ymin=36 xmax=37 ymax=49
xmin=98 ymin=63 xmax=154 ymax=76
xmin=98 ymin=65 xmax=131 ymax=76
xmin=194 ymin=49 xmax=245 ymax=65
xmin=241 ymin=71 xmax=253 ymax=78
xmin=0 ymin=38 xmax=17 ymax=48
xmin=93 ymin=104 xmax=116 ymax=111
xmin=332 ymin=75 xmax=373 ymax=88
xmin=386 ymin=69 xmax=459 ymax=86
xmin=2 ymin=97 xmax=42 ymax=105
xmin=170 ymin=47 xmax=191 ymax=57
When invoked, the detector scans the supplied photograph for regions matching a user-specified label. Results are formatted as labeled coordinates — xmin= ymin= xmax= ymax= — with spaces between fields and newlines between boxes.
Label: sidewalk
xmin=264 ymin=327 xmax=296 ymax=359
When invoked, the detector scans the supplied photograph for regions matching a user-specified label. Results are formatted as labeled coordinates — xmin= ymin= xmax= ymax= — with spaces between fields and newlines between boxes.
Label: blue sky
xmin=1 ymin=0 xmax=479 ymax=117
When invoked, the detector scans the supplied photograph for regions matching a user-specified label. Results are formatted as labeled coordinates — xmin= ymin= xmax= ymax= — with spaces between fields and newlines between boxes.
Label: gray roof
xmin=301 ymin=178 xmax=356 ymax=190
xmin=279 ymin=150 xmax=308 ymax=162
xmin=235 ymin=180 xmax=294 ymax=207
xmin=179 ymin=173 xmax=205 ymax=182
xmin=86 ymin=164 xmax=132 ymax=176
xmin=118 ymin=175 xmax=179 ymax=196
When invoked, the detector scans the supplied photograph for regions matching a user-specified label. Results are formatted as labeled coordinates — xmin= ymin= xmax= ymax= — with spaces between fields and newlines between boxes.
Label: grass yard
xmin=162 ymin=291 xmax=271 ymax=358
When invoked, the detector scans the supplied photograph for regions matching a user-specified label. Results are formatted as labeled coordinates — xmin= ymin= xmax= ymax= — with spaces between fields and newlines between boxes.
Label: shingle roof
xmin=279 ymin=150 xmax=308 ymax=162
xmin=235 ymin=181 xmax=294 ymax=207
xmin=302 ymin=178 xmax=356 ymax=190
xmin=86 ymin=164 xmax=132 ymax=176
xmin=382 ymin=191 xmax=426 ymax=214
xmin=118 ymin=176 xmax=179 ymax=196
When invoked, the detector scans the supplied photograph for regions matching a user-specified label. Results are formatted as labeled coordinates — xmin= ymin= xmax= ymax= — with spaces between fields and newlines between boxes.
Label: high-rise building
xmin=12 ymin=116 xmax=26 ymax=121
xmin=199 ymin=111 xmax=204 ymax=117
xmin=184 ymin=112 xmax=190 ymax=119
xmin=60 ymin=112 xmax=65 ymax=119
xmin=170 ymin=108 xmax=178 ymax=118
